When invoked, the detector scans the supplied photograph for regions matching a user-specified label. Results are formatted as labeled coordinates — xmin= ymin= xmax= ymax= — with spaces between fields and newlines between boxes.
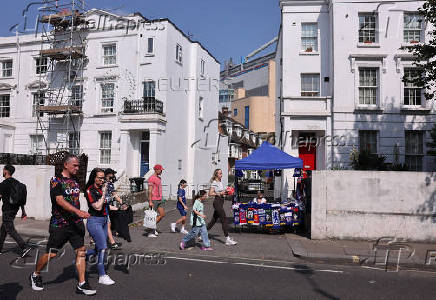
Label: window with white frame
xmin=359 ymin=130 xmax=378 ymax=154
xmin=301 ymin=74 xmax=320 ymax=96
xmin=0 ymin=94 xmax=10 ymax=118
xmin=99 ymin=131 xmax=112 ymax=164
xmin=32 ymin=92 xmax=45 ymax=117
xmin=103 ymin=44 xmax=116 ymax=65
xmin=404 ymin=13 xmax=423 ymax=44
xmin=301 ymin=23 xmax=318 ymax=52
xmin=200 ymin=59 xmax=205 ymax=76
xmin=405 ymin=130 xmax=424 ymax=171
xmin=235 ymin=126 xmax=242 ymax=137
xmin=71 ymin=85 xmax=83 ymax=107
xmin=403 ymin=69 xmax=422 ymax=106
xmin=199 ymin=96 xmax=204 ymax=119
xmin=2 ymin=60 xmax=12 ymax=77
xmin=219 ymin=89 xmax=234 ymax=103
xmin=358 ymin=68 xmax=378 ymax=105
xmin=359 ymin=13 xmax=377 ymax=43
xmin=143 ymin=81 xmax=155 ymax=98
xmin=176 ymin=44 xmax=182 ymax=63
xmin=36 ymin=57 xmax=48 ymax=74
xmin=68 ymin=132 xmax=80 ymax=155
xmin=30 ymin=135 xmax=44 ymax=154
xmin=101 ymin=83 xmax=114 ymax=113
xmin=147 ymin=37 xmax=154 ymax=54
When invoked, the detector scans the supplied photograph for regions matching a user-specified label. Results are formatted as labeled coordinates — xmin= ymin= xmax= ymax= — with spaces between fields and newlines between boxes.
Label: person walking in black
xmin=0 ymin=165 xmax=31 ymax=256
xmin=206 ymin=169 xmax=237 ymax=246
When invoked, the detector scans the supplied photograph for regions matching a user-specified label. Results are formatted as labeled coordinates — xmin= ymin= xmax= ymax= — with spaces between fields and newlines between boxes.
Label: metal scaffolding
xmin=34 ymin=0 xmax=87 ymax=155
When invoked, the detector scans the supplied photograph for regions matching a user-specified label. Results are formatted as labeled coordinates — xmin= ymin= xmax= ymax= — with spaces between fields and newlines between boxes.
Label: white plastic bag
xmin=143 ymin=208 xmax=157 ymax=229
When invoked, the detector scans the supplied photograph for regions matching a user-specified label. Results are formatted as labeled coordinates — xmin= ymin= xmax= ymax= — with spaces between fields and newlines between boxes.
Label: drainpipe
xmin=16 ymin=31 xmax=21 ymax=94
xmin=329 ymin=0 xmax=335 ymax=169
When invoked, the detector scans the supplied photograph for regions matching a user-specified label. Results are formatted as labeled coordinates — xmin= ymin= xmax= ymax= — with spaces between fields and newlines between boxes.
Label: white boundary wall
xmin=0 ymin=165 xmax=55 ymax=220
xmin=311 ymin=171 xmax=436 ymax=242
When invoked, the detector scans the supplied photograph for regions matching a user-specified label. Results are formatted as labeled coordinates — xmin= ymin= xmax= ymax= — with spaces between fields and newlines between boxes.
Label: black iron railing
xmin=123 ymin=97 xmax=164 ymax=114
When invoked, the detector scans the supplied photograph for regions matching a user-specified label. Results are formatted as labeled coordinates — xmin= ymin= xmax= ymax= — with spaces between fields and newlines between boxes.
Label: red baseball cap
xmin=154 ymin=164 xmax=164 ymax=171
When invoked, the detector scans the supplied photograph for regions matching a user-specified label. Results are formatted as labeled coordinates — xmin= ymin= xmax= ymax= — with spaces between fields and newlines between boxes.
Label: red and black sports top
xmin=85 ymin=185 xmax=108 ymax=217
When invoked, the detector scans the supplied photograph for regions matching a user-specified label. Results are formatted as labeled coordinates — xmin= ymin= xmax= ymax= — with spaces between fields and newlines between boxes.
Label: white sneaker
xmin=171 ymin=223 xmax=176 ymax=233
xmin=154 ymin=230 xmax=159 ymax=236
xmin=148 ymin=233 xmax=157 ymax=238
xmin=98 ymin=275 xmax=115 ymax=285
xmin=180 ymin=229 xmax=189 ymax=235
xmin=226 ymin=236 xmax=237 ymax=246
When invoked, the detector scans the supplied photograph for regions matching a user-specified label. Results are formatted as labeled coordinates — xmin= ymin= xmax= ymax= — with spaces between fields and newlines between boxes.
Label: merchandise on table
xmin=232 ymin=202 xmax=303 ymax=228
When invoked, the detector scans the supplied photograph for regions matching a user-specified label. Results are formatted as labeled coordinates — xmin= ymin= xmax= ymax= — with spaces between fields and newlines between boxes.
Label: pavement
xmin=8 ymin=199 xmax=436 ymax=272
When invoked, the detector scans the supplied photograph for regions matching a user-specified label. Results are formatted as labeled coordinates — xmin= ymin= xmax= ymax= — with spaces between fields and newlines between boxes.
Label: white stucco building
xmin=276 ymin=0 xmax=436 ymax=179
xmin=0 ymin=9 xmax=227 ymax=197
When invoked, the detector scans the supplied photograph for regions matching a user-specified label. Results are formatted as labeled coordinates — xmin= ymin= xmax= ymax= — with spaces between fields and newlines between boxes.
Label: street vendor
xmin=252 ymin=191 xmax=267 ymax=204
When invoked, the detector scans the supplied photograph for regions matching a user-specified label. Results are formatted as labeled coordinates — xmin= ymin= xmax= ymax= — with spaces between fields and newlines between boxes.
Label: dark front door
xmin=140 ymin=131 xmax=150 ymax=177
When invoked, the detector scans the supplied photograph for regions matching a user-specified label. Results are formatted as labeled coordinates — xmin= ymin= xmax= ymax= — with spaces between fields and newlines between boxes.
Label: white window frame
xmin=2 ymin=60 xmax=13 ymax=78
xmin=102 ymin=43 xmax=117 ymax=66
xmin=405 ymin=130 xmax=424 ymax=171
xmin=146 ymin=37 xmax=154 ymax=55
xmin=143 ymin=81 xmax=156 ymax=98
xmin=198 ymin=96 xmax=204 ymax=120
xmin=32 ymin=92 xmax=45 ymax=117
xmin=357 ymin=67 xmax=379 ymax=107
xmin=358 ymin=13 xmax=378 ymax=44
xmin=99 ymin=131 xmax=112 ymax=164
xmin=359 ymin=130 xmax=378 ymax=154
xmin=235 ymin=126 xmax=242 ymax=138
xmin=0 ymin=94 xmax=10 ymax=118
xmin=301 ymin=73 xmax=320 ymax=97
xmin=30 ymin=135 xmax=44 ymax=155
xmin=71 ymin=85 xmax=83 ymax=108
xmin=301 ymin=23 xmax=318 ymax=52
xmin=68 ymin=132 xmax=80 ymax=155
xmin=35 ymin=57 xmax=48 ymax=75
xmin=200 ymin=59 xmax=205 ymax=76
xmin=403 ymin=68 xmax=423 ymax=107
xmin=403 ymin=12 xmax=423 ymax=44
xmin=176 ymin=44 xmax=183 ymax=64
xmin=101 ymin=83 xmax=115 ymax=113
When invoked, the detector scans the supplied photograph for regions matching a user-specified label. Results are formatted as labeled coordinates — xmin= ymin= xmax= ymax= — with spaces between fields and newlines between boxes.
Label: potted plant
xmin=306 ymin=47 xmax=313 ymax=52
xmin=364 ymin=39 xmax=373 ymax=44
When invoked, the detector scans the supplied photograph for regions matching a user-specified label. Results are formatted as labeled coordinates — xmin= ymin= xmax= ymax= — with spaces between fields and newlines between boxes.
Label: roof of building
xmin=86 ymin=9 xmax=220 ymax=64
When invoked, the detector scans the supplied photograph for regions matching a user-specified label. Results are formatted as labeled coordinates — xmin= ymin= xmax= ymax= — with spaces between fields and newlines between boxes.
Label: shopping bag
xmin=143 ymin=208 xmax=157 ymax=229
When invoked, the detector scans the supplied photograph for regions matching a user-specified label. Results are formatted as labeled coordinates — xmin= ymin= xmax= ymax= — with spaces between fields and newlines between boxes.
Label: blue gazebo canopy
xmin=235 ymin=141 xmax=303 ymax=170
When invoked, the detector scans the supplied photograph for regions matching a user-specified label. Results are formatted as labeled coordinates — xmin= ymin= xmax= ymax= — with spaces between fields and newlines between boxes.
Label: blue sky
xmin=1 ymin=0 xmax=280 ymax=66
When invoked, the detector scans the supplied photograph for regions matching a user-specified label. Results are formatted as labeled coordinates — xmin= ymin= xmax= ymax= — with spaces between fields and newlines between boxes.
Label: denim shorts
xmin=178 ymin=208 xmax=187 ymax=217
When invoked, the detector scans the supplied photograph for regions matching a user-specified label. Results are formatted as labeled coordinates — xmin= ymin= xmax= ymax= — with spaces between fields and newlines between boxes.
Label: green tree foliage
xmin=404 ymin=1 xmax=436 ymax=100
xmin=428 ymin=124 xmax=436 ymax=155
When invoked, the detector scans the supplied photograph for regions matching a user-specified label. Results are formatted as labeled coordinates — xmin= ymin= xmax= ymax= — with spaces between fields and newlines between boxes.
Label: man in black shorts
xmin=0 ymin=164 xmax=31 ymax=256
xmin=29 ymin=154 xmax=96 ymax=296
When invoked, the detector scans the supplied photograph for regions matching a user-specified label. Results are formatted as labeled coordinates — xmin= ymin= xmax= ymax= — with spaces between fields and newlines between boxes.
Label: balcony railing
xmin=123 ymin=97 xmax=164 ymax=114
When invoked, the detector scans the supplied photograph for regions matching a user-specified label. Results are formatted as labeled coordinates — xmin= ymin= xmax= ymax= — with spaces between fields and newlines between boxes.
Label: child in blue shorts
xmin=171 ymin=179 xmax=189 ymax=234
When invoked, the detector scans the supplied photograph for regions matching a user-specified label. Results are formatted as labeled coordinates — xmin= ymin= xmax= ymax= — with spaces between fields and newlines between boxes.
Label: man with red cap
xmin=147 ymin=164 xmax=165 ymax=237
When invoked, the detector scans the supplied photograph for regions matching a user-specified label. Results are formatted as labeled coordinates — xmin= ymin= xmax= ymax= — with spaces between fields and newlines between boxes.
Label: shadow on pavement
xmin=293 ymin=264 xmax=340 ymax=300
xmin=0 ymin=282 xmax=23 ymax=300
xmin=45 ymin=264 xmax=75 ymax=285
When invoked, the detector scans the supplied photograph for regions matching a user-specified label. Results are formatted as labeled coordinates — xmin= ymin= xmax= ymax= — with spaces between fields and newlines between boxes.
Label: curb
xmin=286 ymin=236 xmax=436 ymax=272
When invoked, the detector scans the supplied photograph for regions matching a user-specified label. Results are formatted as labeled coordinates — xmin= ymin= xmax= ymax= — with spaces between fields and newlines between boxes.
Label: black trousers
xmin=206 ymin=196 xmax=229 ymax=237
xmin=0 ymin=209 xmax=26 ymax=251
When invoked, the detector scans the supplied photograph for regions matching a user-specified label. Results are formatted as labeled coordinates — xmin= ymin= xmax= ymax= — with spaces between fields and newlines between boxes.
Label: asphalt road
xmin=1 ymin=242 xmax=435 ymax=300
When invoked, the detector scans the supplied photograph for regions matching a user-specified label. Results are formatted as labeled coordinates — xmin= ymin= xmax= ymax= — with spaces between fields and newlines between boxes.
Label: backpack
xmin=9 ymin=179 xmax=27 ymax=206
